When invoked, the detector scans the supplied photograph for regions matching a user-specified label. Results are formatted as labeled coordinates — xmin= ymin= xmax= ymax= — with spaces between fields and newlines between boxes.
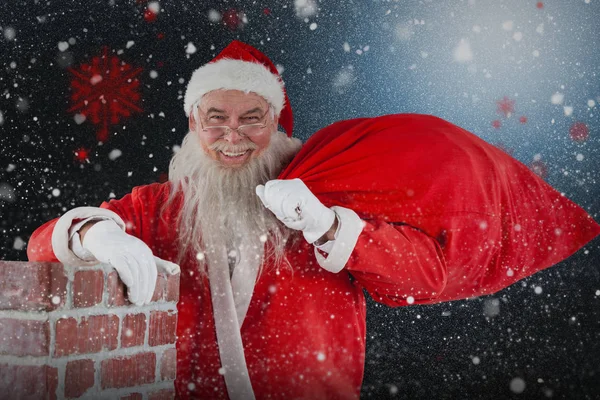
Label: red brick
xmin=0 ymin=318 xmax=49 ymax=356
xmin=107 ymin=271 xmax=129 ymax=307
xmin=101 ymin=352 xmax=156 ymax=389
xmin=0 ymin=261 xmax=67 ymax=311
xmin=54 ymin=317 xmax=77 ymax=356
xmin=65 ymin=359 xmax=95 ymax=398
xmin=73 ymin=270 xmax=104 ymax=308
xmin=160 ymin=347 xmax=177 ymax=380
xmin=55 ymin=314 xmax=119 ymax=356
xmin=148 ymin=311 xmax=177 ymax=346
xmin=166 ymin=273 xmax=180 ymax=302
xmin=151 ymin=273 xmax=180 ymax=303
xmin=151 ymin=273 xmax=167 ymax=302
xmin=149 ymin=388 xmax=175 ymax=400
xmin=48 ymin=364 xmax=59 ymax=400
xmin=0 ymin=364 xmax=58 ymax=400
xmin=121 ymin=394 xmax=143 ymax=400
xmin=121 ymin=313 xmax=146 ymax=348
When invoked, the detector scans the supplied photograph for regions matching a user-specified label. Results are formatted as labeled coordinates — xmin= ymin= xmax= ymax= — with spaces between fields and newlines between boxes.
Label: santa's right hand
xmin=81 ymin=220 xmax=157 ymax=306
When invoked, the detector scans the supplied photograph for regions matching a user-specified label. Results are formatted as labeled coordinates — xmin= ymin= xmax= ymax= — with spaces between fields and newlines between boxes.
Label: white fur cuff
xmin=51 ymin=206 xmax=126 ymax=266
xmin=314 ymin=206 xmax=365 ymax=273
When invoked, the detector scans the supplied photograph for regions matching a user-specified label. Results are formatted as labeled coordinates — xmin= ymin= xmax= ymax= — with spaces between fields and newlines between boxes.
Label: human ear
xmin=189 ymin=111 xmax=197 ymax=132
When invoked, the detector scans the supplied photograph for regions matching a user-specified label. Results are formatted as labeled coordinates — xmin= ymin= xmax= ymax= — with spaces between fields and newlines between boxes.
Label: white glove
xmin=81 ymin=220 xmax=158 ymax=306
xmin=256 ymin=178 xmax=336 ymax=244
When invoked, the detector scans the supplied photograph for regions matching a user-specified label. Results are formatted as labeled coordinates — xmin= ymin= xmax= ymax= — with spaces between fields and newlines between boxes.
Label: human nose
xmin=223 ymin=127 xmax=244 ymax=144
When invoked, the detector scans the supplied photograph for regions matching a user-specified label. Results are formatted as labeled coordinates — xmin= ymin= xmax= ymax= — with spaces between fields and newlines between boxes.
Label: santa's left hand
xmin=256 ymin=178 xmax=336 ymax=244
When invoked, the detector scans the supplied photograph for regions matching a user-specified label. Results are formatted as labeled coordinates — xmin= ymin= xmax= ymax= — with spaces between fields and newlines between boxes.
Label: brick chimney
xmin=0 ymin=261 xmax=180 ymax=399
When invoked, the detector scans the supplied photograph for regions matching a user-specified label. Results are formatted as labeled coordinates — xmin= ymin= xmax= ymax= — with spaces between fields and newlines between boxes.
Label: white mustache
xmin=209 ymin=140 xmax=258 ymax=153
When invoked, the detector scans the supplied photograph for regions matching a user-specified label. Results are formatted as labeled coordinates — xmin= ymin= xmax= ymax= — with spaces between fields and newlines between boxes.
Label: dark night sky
xmin=1 ymin=1 xmax=599 ymax=399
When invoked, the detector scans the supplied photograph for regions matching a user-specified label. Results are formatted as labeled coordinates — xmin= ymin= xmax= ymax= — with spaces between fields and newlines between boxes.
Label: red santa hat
xmin=184 ymin=40 xmax=294 ymax=137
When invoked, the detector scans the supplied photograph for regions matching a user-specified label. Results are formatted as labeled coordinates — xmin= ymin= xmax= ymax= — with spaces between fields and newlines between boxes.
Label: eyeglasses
xmin=196 ymin=105 xmax=271 ymax=139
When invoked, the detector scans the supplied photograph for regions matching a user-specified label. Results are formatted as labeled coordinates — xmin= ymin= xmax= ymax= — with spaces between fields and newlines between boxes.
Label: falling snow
xmin=1 ymin=1 xmax=599 ymax=398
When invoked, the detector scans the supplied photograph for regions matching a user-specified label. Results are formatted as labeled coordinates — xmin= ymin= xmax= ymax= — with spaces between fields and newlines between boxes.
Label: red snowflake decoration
xmin=536 ymin=2 xmax=544 ymax=9
xmin=496 ymin=96 xmax=515 ymax=118
xmin=492 ymin=120 xmax=502 ymax=129
xmin=263 ymin=8 xmax=271 ymax=15
xmin=519 ymin=115 xmax=528 ymax=124
xmin=74 ymin=147 xmax=90 ymax=163
xmin=68 ymin=48 xmax=143 ymax=142
xmin=569 ymin=122 xmax=589 ymax=143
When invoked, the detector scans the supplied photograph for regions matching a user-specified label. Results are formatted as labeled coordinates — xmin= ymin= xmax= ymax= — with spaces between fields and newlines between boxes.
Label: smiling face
xmin=189 ymin=90 xmax=278 ymax=168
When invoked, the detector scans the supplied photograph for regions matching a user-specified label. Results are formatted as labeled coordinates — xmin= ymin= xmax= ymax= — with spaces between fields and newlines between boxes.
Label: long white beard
xmin=166 ymin=130 xmax=302 ymax=277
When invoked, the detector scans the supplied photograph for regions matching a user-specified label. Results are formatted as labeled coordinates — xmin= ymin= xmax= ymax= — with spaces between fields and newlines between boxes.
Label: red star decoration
xmin=536 ymin=2 xmax=544 ymax=9
xmin=519 ymin=115 xmax=528 ymax=124
xmin=68 ymin=47 xmax=143 ymax=142
xmin=157 ymin=32 xmax=165 ymax=40
xmin=263 ymin=8 xmax=271 ymax=15
xmin=569 ymin=122 xmax=589 ymax=143
xmin=530 ymin=160 xmax=548 ymax=179
xmin=492 ymin=120 xmax=502 ymax=129
xmin=74 ymin=147 xmax=90 ymax=163
xmin=496 ymin=96 xmax=515 ymax=118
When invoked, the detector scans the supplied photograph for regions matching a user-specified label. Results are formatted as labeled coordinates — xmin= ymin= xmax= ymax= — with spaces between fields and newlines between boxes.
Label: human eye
xmin=208 ymin=115 xmax=226 ymax=123
xmin=242 ymin=116 xmax=260 ymax=123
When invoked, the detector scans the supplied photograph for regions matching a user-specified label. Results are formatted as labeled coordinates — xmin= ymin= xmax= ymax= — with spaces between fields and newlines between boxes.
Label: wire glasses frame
xmin=195 ymin=104 xmax=272 ymax=139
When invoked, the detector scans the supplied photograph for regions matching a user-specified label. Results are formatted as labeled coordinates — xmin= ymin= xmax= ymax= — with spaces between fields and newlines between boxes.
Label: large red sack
xmin=280 ymin=114 xmax=600 ymax=303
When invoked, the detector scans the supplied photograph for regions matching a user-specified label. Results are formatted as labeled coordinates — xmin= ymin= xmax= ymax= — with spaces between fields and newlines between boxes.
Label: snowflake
xmin=496 ymin=96 xmax=515 ymax=118
xmin=68 ymin=47 xmax=143 ymax=142
xmin=491 ymin=120 xmax=502 ymax=129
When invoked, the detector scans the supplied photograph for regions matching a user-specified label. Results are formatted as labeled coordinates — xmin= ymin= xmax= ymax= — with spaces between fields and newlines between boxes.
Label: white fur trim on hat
xmin=184 ymin=58 xmax=285 ymax=117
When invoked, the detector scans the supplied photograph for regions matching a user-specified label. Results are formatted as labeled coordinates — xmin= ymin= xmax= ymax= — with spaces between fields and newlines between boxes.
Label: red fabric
xmin=280 ymin=113 xmax=600 ymax=303
xmin=212 ymin=40 xmax=294 ymax=137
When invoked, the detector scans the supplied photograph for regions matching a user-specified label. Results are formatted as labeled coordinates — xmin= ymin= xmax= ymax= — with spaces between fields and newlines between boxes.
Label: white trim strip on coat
xmin=206 ymin=239 xmax=256 ymax=400
xmin=230 ymin=238 xmax=261 ymax=329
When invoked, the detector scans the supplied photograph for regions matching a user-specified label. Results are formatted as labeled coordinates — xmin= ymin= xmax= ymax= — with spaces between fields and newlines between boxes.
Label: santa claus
xmin=29 ymin=40 xmax=599 ymax=399
xmin=27 ymin=41 xmax=448 ymax=399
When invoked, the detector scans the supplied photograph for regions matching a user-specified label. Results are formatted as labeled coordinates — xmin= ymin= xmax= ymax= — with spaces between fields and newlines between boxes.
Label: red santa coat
xmin=28 ymin=179 xmax=446 ymax=400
